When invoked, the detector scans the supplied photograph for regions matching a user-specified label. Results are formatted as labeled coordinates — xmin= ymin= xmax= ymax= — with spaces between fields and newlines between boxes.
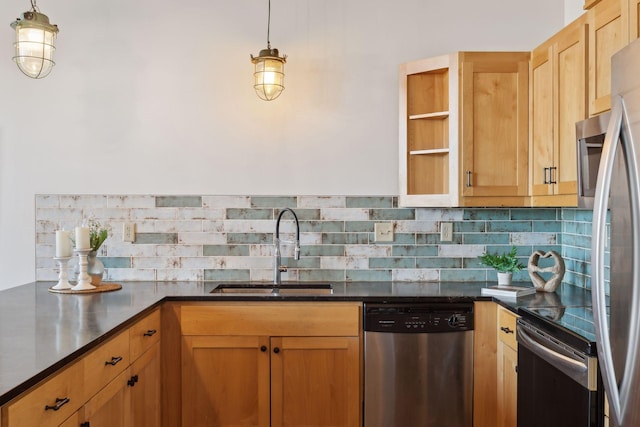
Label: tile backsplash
xmin=35 ymin=195 xmax=589 ymax=286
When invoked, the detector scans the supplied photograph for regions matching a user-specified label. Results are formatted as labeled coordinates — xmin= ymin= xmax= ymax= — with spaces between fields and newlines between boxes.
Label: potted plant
xmin=87 ymin=218 xmax=110 ymax=285
xmin=478 ymin=246 xmax=525 ymax=286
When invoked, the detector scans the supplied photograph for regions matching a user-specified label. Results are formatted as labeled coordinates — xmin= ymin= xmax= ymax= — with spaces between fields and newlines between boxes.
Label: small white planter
xmin=497 ymin=272 xmax=513 ymax=286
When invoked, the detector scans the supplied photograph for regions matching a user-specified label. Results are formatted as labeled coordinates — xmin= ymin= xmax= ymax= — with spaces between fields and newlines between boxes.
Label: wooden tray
xmin=48 ymin=283 xmax=122 ymax=294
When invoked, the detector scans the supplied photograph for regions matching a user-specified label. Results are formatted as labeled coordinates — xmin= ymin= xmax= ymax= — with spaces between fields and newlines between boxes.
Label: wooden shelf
xmin=409 ymin=111 xmax=449 ymax=120
xmin=409 ymin=148 xmax=450 ymax=155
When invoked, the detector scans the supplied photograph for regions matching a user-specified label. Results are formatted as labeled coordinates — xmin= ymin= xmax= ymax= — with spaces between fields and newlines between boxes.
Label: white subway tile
xmin=438 ymin=244 xmax=484 ymax=257
xmin=321 ymin=208 xmax=369 ymax=221
xmin=203 ymin=196 xmax=251 ymax=208
xmin=107 ymin=195 xmax=156 ymax=208
xmin=298 ymin=196 xmax=346 ymax=208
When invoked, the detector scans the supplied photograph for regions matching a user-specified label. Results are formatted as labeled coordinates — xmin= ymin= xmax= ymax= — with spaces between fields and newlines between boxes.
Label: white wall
xmin=0 ymin=0 xmax=564 ymax=288
xmin=565 ymin=0 xmax=586 ymax=24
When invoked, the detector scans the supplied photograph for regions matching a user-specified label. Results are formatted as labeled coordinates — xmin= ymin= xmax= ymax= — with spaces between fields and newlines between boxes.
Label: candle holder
xmin=51 ymin=256 xmax=73 ymax=290
xmin=71 ymin=249 xmax=96 ymax=291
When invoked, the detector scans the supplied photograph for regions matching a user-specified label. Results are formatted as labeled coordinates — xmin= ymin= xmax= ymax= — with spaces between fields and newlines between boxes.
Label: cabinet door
xmin=631 ymin=0 xmax=640 ymax=41
xmin=270 ymin=336 xmax=360 ymax=427
xmin=497 ymin=341 xmax=518 ymax=427
xmin=83 ymin=369 xmax=131 ymax=427
xmin=530 ymin=44 xmax=555 ymax=197
xmin=181 ymin=335 xmax=270 ymax=427
xmin=460 ymin=52 xmax=529 ymax=205
xmin=554 ymin=18 xmax=589 ymax=199
xmin=130 ymin=342 xmax=161 ymax=427
xmin=589 ymin=0 xmax=628 ymax=115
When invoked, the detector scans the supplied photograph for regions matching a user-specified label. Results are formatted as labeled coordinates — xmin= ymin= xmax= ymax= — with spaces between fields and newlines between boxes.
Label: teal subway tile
xmin=346 ymin=196 xmax=394 ymax=208
xmin=323 ymin=233 xmax=369 ymax=245
xmin=463 ymin=233 xmax=510 ymax=245
xmin=533 ymin=245 xmax=562 ymax=254
xmin=300 ymin=221 xmax=344 ymax=233
xmin=463 ymin=208 xmax=510 ymax=221
xmin=298 ymin=269 xmax=345 ymax=282
xmin=562 ymin=208 xmax=577 ymax=221
xmin=345 ymin=221 xmax=375 ymax=233
xmin=512 ymin=270 xmax=531 ymax=281
xmin=227 ymin=233 xmax=271 ymax=244
xmin=440 ymin=269 xmax=487 ymax=282
xmin=533 ymin=220 xmax=562 ymax=233
xmin=277 ymin=208 xmax=320 ymax=221
xmin=486 ymin=221 xmax=531 ymax=232
xmin=392 ymin=245 xmax=438 ymax=257
xmin=369 ymin=257 xmax=415 ymax=269
xmin=204 ymin=269 xmax=250 ymax=281
xmin=302 ymin=245 xmax=345 ymax=256
xmin=134 ymin=233 xmax=178 ymax=244
xmin=156 ymin=196 xmax=202 ymax=208
xmin=381 ymin=233 xmax=416 ymax=245
xmin=416 ymin=257 xmax=462 ymax=269
xmin=203 ymin=245 xmax=250 ymax=256
xmin=347 ymin=269 xmax=392 ymax=281
xmin=462 ymin=258 xmax=484 ymax=268
xmin=251 ymin=196 xmax=297 ymax=208
xmin=511 ymin=208 xmax=558 ymax=220
xmin=563 ymin=246 xmax=588 ymax=261
xmin=226 ymin=208 xmax=273 ymax=220
xmin=574 ymin=209 xmax=594 ymax=222
xmin=453 ymin=221 xmax=485 ymax=233
xmin=370 ymin=208 xmax=415 ymax=221
xmin=563 ymin=234 xmax=591 ymax=248
xmin=416 ymin=233 xmax=463 ymax=245
xmin=101 ymin=257 xmax=131 ymax=268
xmin=485 ymin=245 xmax=530 ymax=256
xmin=563 ymin=221 xmax=586 ymax=235
xmin=285 ymin=257 xmax=321 ymax=269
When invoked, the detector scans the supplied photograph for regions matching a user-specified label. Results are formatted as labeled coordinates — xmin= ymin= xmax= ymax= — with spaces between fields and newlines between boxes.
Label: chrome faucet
xmin=274 ymin=208 xmax=301 ymax=284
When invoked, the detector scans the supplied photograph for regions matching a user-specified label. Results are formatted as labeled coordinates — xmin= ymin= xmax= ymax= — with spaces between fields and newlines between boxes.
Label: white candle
xmin=75 ymin=226 xmax=90 ymax=250
xmin=55 ymin=230 xmax=72 ymax=257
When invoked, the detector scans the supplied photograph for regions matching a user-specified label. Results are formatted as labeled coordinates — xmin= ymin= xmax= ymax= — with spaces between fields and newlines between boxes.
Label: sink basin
xmin=211 ymin=283 xmax=333 ymax=295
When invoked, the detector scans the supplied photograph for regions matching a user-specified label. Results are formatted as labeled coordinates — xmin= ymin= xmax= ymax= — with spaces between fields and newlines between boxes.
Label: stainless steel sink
xmin=211 ymin=283 xmax=333 ymax=295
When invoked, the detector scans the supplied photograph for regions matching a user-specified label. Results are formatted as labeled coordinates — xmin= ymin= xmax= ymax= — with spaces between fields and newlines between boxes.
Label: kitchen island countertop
xmin=0 ymin=280 xmax=594 ymax=406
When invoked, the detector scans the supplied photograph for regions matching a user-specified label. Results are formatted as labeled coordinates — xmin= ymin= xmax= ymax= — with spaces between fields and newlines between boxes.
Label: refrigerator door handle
xmin=592 ymin=96 xmax=640 ymax=426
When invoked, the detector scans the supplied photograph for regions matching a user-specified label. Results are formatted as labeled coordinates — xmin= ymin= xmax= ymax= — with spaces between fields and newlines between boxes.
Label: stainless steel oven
xmin=576 ymin=111 xmax=611 ymax=208
xmin=517 ymin=309 xmax=604 ymax=427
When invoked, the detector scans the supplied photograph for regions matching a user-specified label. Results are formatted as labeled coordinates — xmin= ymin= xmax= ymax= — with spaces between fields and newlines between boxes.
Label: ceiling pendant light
xmin=10 ymin=0 xmax=59 ymax=79
xmin=250 ymin=0 xmax=287 ymax=101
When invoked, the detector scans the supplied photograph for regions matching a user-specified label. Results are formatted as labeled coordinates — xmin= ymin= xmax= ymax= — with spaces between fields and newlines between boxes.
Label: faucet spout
xmin=274 ymin=208 xmax=301 ymax=284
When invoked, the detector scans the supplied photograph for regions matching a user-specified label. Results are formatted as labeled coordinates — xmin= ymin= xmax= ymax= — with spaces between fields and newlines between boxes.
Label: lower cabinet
xmin=175 ymin=302 xmax=362 ymax=427
xmin=497 ymin=306 xmax=519 ymax=427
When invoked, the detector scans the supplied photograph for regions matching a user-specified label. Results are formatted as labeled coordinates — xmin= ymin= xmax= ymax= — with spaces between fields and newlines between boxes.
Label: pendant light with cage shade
xmin=10 ymin=0 xmax=59 ymax=79
xmin=251 ymin=0 xmax=287 ymax=101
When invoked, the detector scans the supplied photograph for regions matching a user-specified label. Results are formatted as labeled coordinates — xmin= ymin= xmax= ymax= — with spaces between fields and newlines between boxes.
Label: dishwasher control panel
xmin=363 ymin=303 xmax=474 ymax=333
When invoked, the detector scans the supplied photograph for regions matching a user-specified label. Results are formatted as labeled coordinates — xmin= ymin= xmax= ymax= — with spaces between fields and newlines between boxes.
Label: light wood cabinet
xmin=530 ymin=14 xmax=589 ymax=206
xmin=588 ymin=0 xmax=628 ymax=115
xmin=497 ymin=306 xmax=519 ymax=427
xmin=0 ymin=308 xmax=161 ymax=427
xmin=473 ymin=301 xmax=498 ymax=427
xmin=630 ymin=0 xmax=640 ymax=40
xmin=178 ymin=302 xmax=362 ymax=427
xmin=399 ymin=51 xmax=530 ymax=207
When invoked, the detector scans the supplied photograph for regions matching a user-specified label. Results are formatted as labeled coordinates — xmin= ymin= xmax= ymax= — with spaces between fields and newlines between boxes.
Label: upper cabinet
xmin=399 ymin=51 xmax=530 ymax=208
xmin=630 ymin=0 xmax=640 ymax=40
xmin=530 ymin=15 xmax=589 ymax=207
xmin=588 ymin=0 xmax=628 ymax=115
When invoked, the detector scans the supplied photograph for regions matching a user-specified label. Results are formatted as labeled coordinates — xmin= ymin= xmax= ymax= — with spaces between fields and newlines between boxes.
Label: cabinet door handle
xmin=105 ymin=356 xmax=123 ymax=366
xmin=465 ymin=170 xmax=472 ymax=187
xmin=127 ymin=374 xmax=139 ymax=387
xmin=500 ymin=326 xmax=514 ymax=334
xmin=143 ymin=329 xmax=157 ymax=337
xmin=260 ymin=345 xmax=267 ymax=352
xmin=543 ymin=167 xmax=549 ymax=184
xmin=80 ymin=423 xmax=90 ymax=427
xmin=44 ymin=397 xmax=70 ymax=411
xmin=273 ymin=347 xmax=280 ymax=354
xmin=549 ymin=166 xmax=557 ymax=184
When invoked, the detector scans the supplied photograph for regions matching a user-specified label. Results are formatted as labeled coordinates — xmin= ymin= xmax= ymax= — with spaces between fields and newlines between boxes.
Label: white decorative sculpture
xmin=527 ymin=250 xmax=565 ymax=292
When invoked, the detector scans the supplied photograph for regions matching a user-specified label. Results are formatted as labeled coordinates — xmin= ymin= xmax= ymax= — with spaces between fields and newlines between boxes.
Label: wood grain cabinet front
xmin=177 ymin=302 xmax=362 ymax=427
xmin=497 ymin=306 xmax=519 ymax=427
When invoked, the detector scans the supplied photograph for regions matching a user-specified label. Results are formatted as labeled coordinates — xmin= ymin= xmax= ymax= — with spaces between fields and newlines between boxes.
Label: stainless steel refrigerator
xmin=592 ymin=37 xmax=640 ymax=427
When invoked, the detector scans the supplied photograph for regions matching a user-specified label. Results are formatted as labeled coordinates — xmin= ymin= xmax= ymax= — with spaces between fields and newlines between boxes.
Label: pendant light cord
xmin=30 ymin=0 xmax=39 ymax=12
xmin=267 ymin=0 xmax=272 ymax=49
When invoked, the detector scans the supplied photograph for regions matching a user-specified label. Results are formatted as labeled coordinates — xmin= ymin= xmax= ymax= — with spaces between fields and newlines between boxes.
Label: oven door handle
xmin=516 ymin=324 xmax=596 ymax=390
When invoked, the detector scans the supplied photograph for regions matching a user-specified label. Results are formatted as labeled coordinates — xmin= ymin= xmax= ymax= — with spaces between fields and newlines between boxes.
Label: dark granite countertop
xmin=0 ymin=280 xmax=595 ymax=406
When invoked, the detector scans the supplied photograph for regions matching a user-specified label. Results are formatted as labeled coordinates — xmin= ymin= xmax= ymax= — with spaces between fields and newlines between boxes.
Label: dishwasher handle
xmin=516 ymin=320 xmax=597 ymax=391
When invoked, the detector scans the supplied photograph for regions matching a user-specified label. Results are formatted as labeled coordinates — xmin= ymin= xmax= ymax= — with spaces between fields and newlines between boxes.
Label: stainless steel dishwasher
xmin=363 ymin=302 xmax=474 ymax=427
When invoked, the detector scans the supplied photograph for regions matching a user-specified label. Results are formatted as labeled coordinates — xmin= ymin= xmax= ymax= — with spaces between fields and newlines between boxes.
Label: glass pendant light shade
xmin=10 ymin=9 xmax=58 ymax=79
xmin=251 ymin=48 xmax=286 ymax=101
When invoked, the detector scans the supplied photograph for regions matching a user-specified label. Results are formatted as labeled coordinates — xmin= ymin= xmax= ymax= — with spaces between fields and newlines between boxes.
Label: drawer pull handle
xmin=127 ymin=374 xmax=139 ymax=387
xmin=44 ymin=397 xmax=70 ymax=411
xmin=105 ymin=356 xmax=123 ymax=366
xmin=260 ymin=345 xmax=267 ymax=352
xmin=143 ymin=329 xmax=157 ymax=337
xmin=500 ymin=326 xmax=514 ymax=334
xmin=273 ymin=347 xmax=280 ymax=354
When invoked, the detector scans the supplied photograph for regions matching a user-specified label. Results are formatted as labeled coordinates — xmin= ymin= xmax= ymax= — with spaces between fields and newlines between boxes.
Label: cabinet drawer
xmin=130 ymin=308 xmax=161 ymax=361
xmin=498 ymin=307 xmax=518 ymax=350
xmin=181 ymin=302 xmax=361 ymax=336
xmin=83 ymin=329 xmax=130 ymax=397
xmin=1 ymin=361 xmax=84 ymax=427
